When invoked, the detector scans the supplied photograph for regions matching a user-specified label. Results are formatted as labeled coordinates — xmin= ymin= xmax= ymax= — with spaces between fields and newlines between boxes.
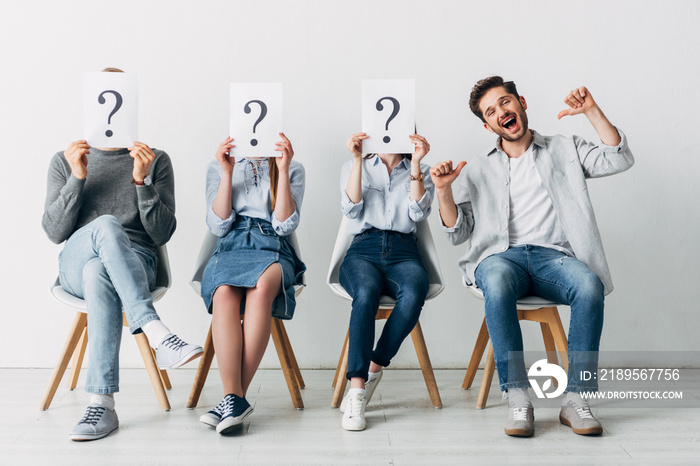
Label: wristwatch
xmin=135 ymin=175 xmax=152 ymax=186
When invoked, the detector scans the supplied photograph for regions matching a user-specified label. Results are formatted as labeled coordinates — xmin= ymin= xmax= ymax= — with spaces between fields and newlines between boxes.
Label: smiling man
xmin=430 ymin=76 xmax=634 ymax=437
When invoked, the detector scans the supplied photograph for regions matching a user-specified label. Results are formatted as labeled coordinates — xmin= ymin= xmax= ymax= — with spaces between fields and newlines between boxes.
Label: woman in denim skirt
xmin=338 ymin=132 xmax=434 ymax=431
xmin=200 ymin=133 xmax=306 ymax=434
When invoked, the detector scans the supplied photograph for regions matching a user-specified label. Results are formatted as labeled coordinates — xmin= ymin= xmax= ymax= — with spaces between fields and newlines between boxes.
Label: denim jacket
xmin=444 ymin=129 xmax=634 ymax=295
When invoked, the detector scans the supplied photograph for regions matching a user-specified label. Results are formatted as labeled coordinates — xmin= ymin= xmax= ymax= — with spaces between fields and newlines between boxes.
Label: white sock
xmin=368 ymin=370 xmax=381 ymax=382
xmin=141 ymin=319 xmax=171 ymax=349
xmin=347 ymin=388 xmax=366 ymax=399
xmin=508 ymin=387 xmax=531 ymax=408
xmin=90 ymin=393 xmax=115 ymax=410
xmin=562 ymin=391 xmax=585 ymax=407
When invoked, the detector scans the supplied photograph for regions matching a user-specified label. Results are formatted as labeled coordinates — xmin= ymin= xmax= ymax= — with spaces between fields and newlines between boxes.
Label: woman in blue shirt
xmin=338 ymin=132 xmax=434 ymax=431
xmin=199 ymin=133 xmax=305 ymax=435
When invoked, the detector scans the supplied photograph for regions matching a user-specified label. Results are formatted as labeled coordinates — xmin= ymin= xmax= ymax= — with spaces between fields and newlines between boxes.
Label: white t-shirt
xmin=507 ymin=145 xmax=573 ymax=256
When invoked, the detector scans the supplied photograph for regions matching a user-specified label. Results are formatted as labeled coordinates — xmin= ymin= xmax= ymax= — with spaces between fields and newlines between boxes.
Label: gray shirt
xmin=444 ymin=129 xmax=634 ymax=295
xmin=42 ymin=147 xmax=176 ymax=252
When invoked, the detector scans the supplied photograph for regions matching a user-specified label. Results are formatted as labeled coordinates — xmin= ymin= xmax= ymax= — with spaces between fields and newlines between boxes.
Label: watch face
xmin=143 ymin=175 xmax=152 ymax=186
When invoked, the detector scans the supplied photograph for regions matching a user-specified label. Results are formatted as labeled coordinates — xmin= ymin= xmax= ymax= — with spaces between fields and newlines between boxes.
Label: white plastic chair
xmin=463 ymin=282 xmax=568 ymax=409
xmin=326 ymin=217 xmax=444 ymax=408
xmin=40 ymin=245 xmax=174 ymax=411
xmin=187 ymin=230 xmax=306 ymax=410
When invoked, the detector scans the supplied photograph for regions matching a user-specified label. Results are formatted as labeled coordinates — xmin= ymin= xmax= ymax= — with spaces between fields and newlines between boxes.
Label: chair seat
xmin=328 ymin=283 xmax=443 ymax=307
xmin=190 ymin=281 xmax=304 ymax=298
xmin=464 ymin=283 xmax=559 ymax=310
xmin=51 ymin=286 xmax=169 ymax=310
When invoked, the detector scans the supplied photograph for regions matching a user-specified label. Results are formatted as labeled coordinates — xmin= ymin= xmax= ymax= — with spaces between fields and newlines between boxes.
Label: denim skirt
xmin=201 ymin=216 xmax=306 ymax=320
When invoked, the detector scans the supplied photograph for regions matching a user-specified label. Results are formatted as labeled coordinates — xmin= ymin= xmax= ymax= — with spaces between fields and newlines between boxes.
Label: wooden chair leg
xmin=463 ymin=318 xmax=490 ymax=389
xmin=410 ymin=321 xmax=443 ymax=408
xmin=331 ymin=331 xmax=350 ymax=408
xmin=271 ymin=319 xmax=304 ymax=409
xmin=40 ymin=312 xmax=88 ymax=410
xmin=277 ymin=319 xmax=305 ymax=389
xmin=187 ymin=324 xmax=215 ymax=409
xmin=332 ymin=332 xmax=349 ymax=389
xmin=134 ymin=332 xmax=171 ymax=411
xmin=477 ymin=344 xmax=496 ymax=410
xmin=543 ymin=307 xmax=569 ymax=372
xmin=150 ymin=347 xmax=172 ymax=390
xmin=68 ymin=326 xmax=88 ymax=390
xmin=540 ymin=322 xmax=560 ymax=387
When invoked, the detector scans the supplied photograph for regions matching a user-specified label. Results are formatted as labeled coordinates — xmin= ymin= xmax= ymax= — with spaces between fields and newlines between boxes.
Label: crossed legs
xmin=211 ymin=264 xmax=282 ymax=397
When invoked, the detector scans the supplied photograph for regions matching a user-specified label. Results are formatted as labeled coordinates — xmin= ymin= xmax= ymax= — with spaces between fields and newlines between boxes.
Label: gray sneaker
xmin=504 ymin=402 xmax=534 ymax=437
xmin=70 ymin=404 xmax=119 ymax=441
xmin=156 ymin=334 xmax=203 ymax=369
xmin=560 ymin=399 xmax=603 ymax=435
xmin=340 ymin=370 xmax=383 ymax=413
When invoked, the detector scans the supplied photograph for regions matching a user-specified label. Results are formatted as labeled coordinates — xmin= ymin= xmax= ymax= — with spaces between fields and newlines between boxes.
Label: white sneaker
xmin=70 ymin=404 xmax=119 ymax=441
xmin=155 ymin=334 xmax=203 ymax=369
xmin=340 ymin=370 xmax=383 ymax=413
xmin=341 ymin=392 xmax=367 ymax=431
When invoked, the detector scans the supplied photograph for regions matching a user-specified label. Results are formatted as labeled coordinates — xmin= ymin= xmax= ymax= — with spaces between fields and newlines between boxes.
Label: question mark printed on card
xmin=98 ymin=90 xmax=123 ymax=137
xmin=244 ymin=100 xmax=268 ymax=146
xmin=376 ymin=97 xmax=400 ymax=143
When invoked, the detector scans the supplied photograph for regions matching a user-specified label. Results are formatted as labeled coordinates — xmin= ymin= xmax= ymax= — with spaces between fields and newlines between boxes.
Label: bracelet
xmin=409 ymin=172 xmax=424 ymax=181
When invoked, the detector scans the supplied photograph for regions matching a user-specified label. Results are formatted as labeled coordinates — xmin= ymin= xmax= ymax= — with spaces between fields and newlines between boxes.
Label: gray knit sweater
xmin=42 ymin=147 xmax=176 ymax=252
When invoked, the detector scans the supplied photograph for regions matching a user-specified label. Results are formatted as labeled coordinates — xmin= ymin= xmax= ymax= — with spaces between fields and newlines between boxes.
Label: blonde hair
xmin=268 ymin=158 xmax=279 ymax=210
xmin=102 ymin=67 xmax=124 ymax=73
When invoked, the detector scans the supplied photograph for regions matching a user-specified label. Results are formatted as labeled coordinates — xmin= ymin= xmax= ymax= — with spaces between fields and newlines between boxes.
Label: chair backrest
xmin=463 ymin=279 xmax=559 ymax=311
xmin=190 ymin=229 xmax=305 ymax=298
xmin=326 ymin=217 xmax=444 ymax=304
xmin=51 ymin=244 xmax=172 ymax=310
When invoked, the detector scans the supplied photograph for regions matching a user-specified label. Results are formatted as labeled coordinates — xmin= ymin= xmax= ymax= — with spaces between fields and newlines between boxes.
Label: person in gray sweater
xmin=43 ymin=139 xmax=203 ymax=441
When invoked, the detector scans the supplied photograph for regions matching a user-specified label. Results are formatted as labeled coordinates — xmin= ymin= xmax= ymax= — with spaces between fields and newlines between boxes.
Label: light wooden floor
xmin=2 ymin=368 xmax=699 ymax=465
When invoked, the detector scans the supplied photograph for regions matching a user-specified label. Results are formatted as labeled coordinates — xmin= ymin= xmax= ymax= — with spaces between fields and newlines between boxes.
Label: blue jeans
xmin=339 ymin=229 xmax=429 ymax=381
xmin=58 ymin=215 xmax=159 ymax=394
xmin=474 ymin=245 xmax=604 ymax=393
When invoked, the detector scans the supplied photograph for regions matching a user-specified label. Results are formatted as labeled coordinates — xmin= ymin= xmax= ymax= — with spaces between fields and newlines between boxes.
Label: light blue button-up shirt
xmin=206 ymin=158 xmax=305 ymax=237
xmin=340 ymin=156 xmax=434 ymax=235
xmin=444 ymin=129 xmax=634 ymax=295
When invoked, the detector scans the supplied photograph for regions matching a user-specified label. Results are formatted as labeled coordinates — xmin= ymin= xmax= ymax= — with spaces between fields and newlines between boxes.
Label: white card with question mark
xmin=361 ymin=79 xmax=415 ymax=155
xmin=230 ymin=83 xmax=283 ymax=158
xmin=83 ymin=71 xmax=138 ymax=148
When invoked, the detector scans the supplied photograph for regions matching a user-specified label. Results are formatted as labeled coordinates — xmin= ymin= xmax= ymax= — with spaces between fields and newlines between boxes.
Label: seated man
xmin=430 ymin=76 xmax=633 ymax=437
xmin=43 ymin=81 xmax=202 ymax=441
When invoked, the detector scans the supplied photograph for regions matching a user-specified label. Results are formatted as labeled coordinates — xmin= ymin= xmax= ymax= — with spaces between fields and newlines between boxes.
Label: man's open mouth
xmin=502 ymin=115 xmax=517 ymax=130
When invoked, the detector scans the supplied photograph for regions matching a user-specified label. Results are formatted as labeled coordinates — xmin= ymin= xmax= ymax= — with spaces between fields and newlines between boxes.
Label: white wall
xmin=1 ymin=0 xmax=698 ymax=369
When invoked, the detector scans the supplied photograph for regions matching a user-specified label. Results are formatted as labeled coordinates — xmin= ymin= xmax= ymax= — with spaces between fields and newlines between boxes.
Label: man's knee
xmin=82 ymin=258 xmax=114 ymax=291
xmin=91 ymin=215 xmax=127 ymax=240
xmin=571 ymin=273 xmax=604 ymax=303
xmin=477 ymin=262 xmax=519 ymax=298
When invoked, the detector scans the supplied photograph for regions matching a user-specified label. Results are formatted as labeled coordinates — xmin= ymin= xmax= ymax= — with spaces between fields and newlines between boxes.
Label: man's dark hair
xmin=469 ymin=76 xmax=520 ymax=122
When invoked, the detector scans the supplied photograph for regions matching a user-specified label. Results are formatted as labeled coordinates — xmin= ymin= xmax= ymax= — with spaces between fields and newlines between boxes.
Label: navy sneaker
xmin=216 ymin=394 xmax=253 ymax=434
xmin=200 ymin=396 xmax=228 ymax=427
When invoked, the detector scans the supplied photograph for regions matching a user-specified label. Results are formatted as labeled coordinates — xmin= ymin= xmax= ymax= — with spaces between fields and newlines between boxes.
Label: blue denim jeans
xmin=339 ymin=229 xmax=429 ymax=381
xmin=474 ymin=245 xmax=604 ymax=393
xmin=58 ymin=215 xmax=158 ymax=394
